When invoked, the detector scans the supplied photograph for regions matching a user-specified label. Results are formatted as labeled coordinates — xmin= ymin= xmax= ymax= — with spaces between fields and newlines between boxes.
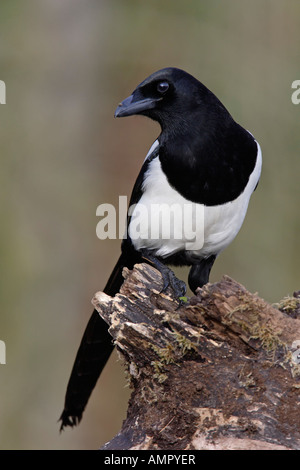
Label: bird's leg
xmin=140 ymin=250 xmax=186 ymax=298
xmin=188 ymin=255 xmax=217 ymax=294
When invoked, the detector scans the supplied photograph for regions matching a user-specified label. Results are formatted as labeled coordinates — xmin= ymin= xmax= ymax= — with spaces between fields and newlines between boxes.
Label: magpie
xmin=60 ymin=67 xmax=262 ymax=429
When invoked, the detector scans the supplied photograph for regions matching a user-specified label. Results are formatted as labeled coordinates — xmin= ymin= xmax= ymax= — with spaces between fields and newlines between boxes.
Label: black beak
xmin=114 ymin=94 xmax=161 ymax=118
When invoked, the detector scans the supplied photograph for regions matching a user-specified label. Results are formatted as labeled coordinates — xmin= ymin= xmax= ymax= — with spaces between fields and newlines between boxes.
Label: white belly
xmin=128 ymin=140 xmax=262 ymax=259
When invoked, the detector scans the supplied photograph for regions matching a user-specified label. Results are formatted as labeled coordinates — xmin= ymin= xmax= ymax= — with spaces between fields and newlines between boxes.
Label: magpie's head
xmin=114 ymin=67 xmax=220 ymax=130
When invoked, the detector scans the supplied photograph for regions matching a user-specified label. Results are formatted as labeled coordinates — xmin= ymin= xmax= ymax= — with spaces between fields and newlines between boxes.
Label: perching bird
xmin=60 ymin=67 xmax=262 ymax=429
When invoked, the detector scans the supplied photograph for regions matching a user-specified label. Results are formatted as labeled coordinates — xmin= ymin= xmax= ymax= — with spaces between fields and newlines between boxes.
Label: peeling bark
xmin=92 ymin=263 xmax=300 ymax=450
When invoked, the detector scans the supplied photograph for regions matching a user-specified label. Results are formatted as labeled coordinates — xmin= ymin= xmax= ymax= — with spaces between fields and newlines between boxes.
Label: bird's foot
xmin=140 ymin=251 xmax=186 ymax=299
xmin=160 ymin=266 xmax=186 ymax=299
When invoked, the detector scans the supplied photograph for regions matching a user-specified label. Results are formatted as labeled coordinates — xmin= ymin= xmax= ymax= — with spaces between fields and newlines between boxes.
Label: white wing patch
xmin=144 ymin=139 xmax=159 ymax=162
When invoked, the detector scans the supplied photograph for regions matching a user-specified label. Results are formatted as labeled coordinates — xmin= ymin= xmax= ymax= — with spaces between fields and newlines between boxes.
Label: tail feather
xmin=59 ymin=253 xmax=128 ymax=430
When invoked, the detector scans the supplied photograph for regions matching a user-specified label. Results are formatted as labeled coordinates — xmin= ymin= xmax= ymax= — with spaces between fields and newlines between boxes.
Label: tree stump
xmin=92 ymin=263 xmax=300 ymax=450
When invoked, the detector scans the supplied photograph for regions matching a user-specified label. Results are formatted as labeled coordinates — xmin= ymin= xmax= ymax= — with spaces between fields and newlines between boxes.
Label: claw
xmin=159 ymin=266 xmax=186 ymax=299
xmin=140 ymin=250 xmax=186 ymax=300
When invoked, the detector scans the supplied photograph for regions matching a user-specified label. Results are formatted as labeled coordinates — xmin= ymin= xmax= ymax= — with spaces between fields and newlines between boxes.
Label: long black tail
xmin=59 ymin=252 xmax=131 ymax=430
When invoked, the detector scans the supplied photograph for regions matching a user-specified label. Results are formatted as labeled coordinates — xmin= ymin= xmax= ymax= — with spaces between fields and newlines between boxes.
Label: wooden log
xmin=92 ymin=263 xmax=300 ymax=450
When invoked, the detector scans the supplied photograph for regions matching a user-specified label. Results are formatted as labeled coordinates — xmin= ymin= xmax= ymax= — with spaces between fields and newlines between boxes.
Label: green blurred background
xmin=0 ymin=0 xmax=299 ymax=450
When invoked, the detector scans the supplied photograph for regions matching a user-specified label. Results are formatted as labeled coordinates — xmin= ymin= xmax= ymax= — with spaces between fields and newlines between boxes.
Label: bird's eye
xmin=157 ymin=81 xmax=169 ymax=94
